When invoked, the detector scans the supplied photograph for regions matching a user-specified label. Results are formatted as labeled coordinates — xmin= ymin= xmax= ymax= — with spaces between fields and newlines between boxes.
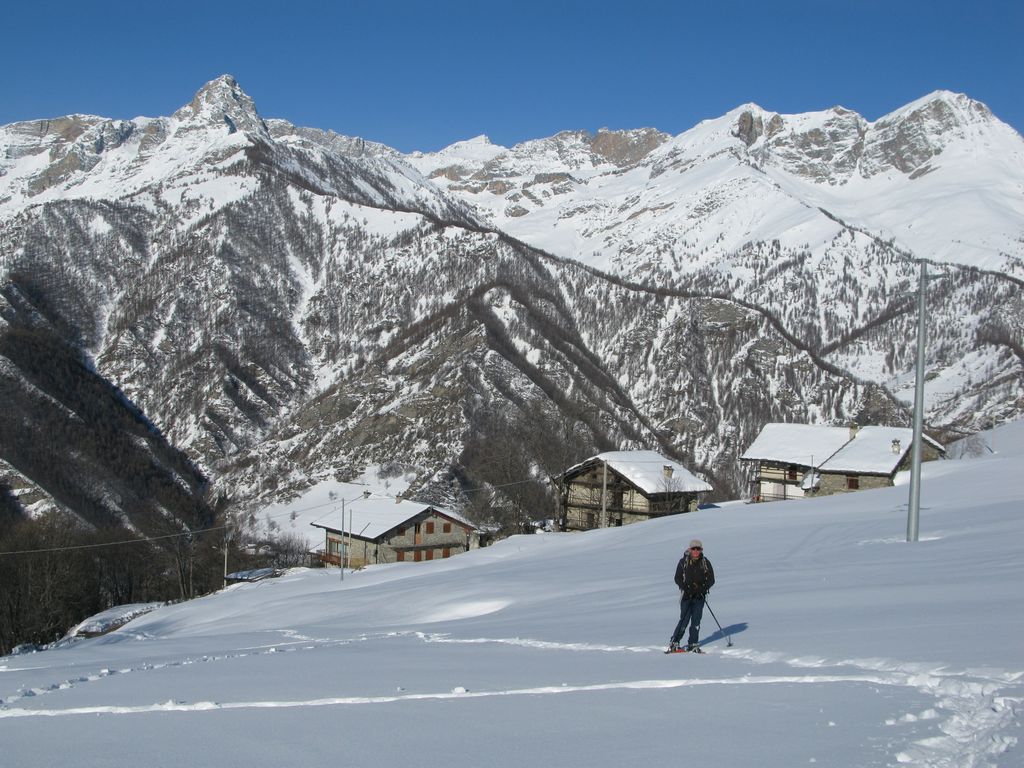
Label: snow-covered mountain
xmin=2 ymin=423 xmax=1022 ymax=767
xmin=409 ymin=92 xmax=1024 ymax=277
xmin=0 ymin=75 xmax=1021 ymax=530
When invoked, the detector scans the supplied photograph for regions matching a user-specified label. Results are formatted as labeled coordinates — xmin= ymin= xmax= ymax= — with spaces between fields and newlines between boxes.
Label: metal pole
xmin=340 ymin=498 xmax=346 ymax=581
xmin=600 ymin=459 xmax=608 ymax=529
xmin=223 ymin=519 xmax=229 ymax=589
xmin=907 ymin=261 xmax=927 ymax=542
xmin=704 ymin=598 xmax=732 ymax=647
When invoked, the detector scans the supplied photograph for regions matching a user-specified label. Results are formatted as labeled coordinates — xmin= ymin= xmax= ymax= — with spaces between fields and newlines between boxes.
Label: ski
xmin=663 ymin=647 xmax=705 ymax=654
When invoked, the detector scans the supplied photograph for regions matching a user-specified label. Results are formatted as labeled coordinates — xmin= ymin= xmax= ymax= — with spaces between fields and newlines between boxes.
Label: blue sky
xmin=2 ymin=0 xmax=1020 ymax=152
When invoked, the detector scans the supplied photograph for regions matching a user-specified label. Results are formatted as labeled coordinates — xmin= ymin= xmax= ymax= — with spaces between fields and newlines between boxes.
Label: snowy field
xmin=2 ymin=423 xmax=1023 ymax=767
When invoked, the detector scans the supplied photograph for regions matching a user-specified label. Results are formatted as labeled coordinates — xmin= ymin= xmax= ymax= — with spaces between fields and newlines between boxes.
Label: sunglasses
xmin=690 ymin=546 xmax=703 ymax=551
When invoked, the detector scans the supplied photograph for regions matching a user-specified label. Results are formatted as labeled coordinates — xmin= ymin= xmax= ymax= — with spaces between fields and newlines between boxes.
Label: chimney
xmin=849 ymin=423 xmax=859 ymax=440
xmin=891 ymin=439 xmax=901 ymax=454
xmin=395 ymin=492 xmax=403 ymax=504
xmin=662 ymin=465 xmax=674 ymax=479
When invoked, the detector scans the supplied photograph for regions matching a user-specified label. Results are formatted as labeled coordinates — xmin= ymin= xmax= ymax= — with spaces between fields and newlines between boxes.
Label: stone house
xmin=741 ymin=423 xmax=945 ymax=502
xmin=311 ymin=494 xmax=479 ymax=567
xmin=559 ymin=450 xmax=712 ymax=531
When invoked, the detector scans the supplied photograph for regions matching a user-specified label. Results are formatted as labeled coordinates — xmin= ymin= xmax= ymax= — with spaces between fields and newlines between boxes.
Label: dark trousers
xmin=671 ymin=596 xmax=705 ymax=646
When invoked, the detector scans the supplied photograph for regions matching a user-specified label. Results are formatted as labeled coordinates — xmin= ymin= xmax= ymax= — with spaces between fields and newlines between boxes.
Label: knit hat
xmin=689 ymin=539 xmax=703 ymax=549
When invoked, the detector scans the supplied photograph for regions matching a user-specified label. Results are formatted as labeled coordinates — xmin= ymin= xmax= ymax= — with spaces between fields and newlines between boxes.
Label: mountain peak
xmin=173 ymin=74 xmax=270 ymax=139
xmin=421 ymin=134 xmax=507 ymax=165
xmin=875 ymin=90 xmax=993 ymax=128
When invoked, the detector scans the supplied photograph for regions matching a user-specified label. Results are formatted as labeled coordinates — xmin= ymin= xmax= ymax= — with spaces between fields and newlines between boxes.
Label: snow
xmin=741 ymin=423 xmax=855 ymax=466
xmin=65 ymin=604 xmax=162 ymax=640
xmin=404 ymin=91 xmax=1024 ymax=284
xmin=3 ymin=422 xmax=1022 ymax=766
xmin=819 ymin=426 xmax=942 ymax=475
xmin=415 ymin=134 xmax=507 ymax=165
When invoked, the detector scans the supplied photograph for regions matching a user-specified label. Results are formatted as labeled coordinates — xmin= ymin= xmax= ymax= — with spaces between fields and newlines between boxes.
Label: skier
xmin=667 ymin=539 xmax=715 ymax=652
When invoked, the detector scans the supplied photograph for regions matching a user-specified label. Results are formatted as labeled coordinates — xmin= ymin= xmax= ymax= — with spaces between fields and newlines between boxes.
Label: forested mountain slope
xmin=0 ymin=75 xmax=1020 ymax=532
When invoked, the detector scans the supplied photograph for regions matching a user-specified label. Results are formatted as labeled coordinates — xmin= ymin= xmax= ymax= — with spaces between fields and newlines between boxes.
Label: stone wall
xmin=815 ymin=472 xmax=891 ymax=496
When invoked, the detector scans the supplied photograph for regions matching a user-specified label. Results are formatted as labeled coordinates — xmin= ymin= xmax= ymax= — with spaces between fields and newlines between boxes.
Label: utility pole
xmin=340 ymin=497 xmax=347 ymax=582
xmin=907 ymin=260 xmax=927 ymax=542
xmin=600 ymin=459 xmax=608 ymax=529
xmin=340 ymin=491 xmax=371 ymax=581
xmin=223 ymin=518 xmax=230 ymax=589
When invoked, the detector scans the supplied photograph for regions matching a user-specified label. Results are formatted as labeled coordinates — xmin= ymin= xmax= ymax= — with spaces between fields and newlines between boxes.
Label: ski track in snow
xmin=1 ymin=631 xmax=1019 ymax=766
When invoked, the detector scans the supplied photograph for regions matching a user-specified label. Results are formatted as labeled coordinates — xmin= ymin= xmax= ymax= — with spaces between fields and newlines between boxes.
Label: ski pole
xmin=704 ymin=597 xmax=733 ymax=647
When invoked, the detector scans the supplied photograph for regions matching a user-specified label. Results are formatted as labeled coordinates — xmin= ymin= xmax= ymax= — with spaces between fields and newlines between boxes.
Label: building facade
xmin=560 ymin=450 xmax=712 ymax=531
xmin=311 ymin=496 xmax=478 ymax=567
xmin=741 ymin=423 xmax=945 ymax=502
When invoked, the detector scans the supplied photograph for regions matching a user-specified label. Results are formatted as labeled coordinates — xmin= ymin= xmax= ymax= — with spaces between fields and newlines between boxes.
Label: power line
xmin=460 ymin=477 xmax=545 ymax=493
xmin=0 ymin=498 xmax=342 ymax=557
xmin=0 ymin=523 xmax=230 ymax=557
xmin=0 ymin=467 xmax=596 ymax=557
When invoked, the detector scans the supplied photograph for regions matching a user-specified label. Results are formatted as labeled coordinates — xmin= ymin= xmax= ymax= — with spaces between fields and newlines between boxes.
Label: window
xmin=443 ymin=548 xmax=451 ymax=558
xmin=846 ymin=475 xmax=860 ymax=490
xmin=443 ymin=522 xmax=452 ymax=533
xmin=425 ymin=522 xmax=435 ymax=534
xmin=788 ymin=467 xmax=798 ymax=482
xmin=414 ymin=550 xmax=422 ymax=562
xmin=396 ymin=527 xmax=405 ymax=537
xmin=397 ymin=550 xmax=405 ymax=562
xmin=426 ymin=549 xmax=434 ymax=561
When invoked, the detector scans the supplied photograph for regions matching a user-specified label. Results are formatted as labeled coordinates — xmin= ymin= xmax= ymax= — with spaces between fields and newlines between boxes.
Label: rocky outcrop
xmin=590 ymin=128 xmax=669 ymax=165
xmin=734 ymin=111 xmax=763 ymax=147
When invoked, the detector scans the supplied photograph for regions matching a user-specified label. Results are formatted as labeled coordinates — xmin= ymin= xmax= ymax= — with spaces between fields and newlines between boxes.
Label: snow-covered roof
xmin=819 ymin=426 xmax=943 ymax=475
xmin=310 ymin=494 xmax=474 ymax=541
xmin=566 ymin=450 xmax=712 ymax=494
xmin=742 ymin=423 xmax=945 ymax=476
xmin=741 ymin=423 xmax=853 ymax=466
